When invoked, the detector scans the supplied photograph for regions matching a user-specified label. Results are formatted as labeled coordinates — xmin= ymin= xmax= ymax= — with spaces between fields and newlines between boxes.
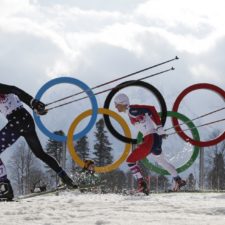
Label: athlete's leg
xmin=127 ymin=163 xmax=143 ymax=180
xmin=21 ymin=111 xmax=76 ymax=188
xmin=23 ymin=129 xmax=63 ymax=173
xmin=0 ymin=120 xmax=21 ymax=154
xmin=126 ymin=135 xmax=151 ymax=183
xmin=151 ymin=133 xmax=178 ymax=177
xmin=152 ymin=153 xmax=178 ymax=177
xmin=126 ymin=134 xmax=153 ymax=162
xmin=126 ymin=135 xmax=153 ymax=195
xmin=0 ymin=159 xmax=14 ymax=200
xmin=0 ymin=112 xmax=28 ymax=200
xmin=151 ymin=134 xmax=186 ymax=190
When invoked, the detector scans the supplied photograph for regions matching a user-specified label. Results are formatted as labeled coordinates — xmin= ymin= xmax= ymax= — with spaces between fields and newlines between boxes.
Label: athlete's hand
xmin=156 ymin=126 xmax=165 ymax=135
xmin=30 ymin=99 xmax=48 ymax=115
xmin=156 ymin=126 xmax=168 ymax=139
xmin=35 ymin=108 xmax=48 ymax=116
xmin=160 ymin=134 xmax=168 ymax=139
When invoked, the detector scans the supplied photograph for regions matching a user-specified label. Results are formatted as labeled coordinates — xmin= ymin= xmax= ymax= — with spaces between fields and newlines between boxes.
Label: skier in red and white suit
xmin=114 ymin=93 xmax=186 ymax=194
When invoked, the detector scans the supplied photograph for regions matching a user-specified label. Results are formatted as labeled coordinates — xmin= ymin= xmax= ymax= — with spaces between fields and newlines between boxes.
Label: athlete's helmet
xmin=114 ymin=93 xmax=130 ymax=106
xmin=83 ymin=159 xmax=95 ymax=170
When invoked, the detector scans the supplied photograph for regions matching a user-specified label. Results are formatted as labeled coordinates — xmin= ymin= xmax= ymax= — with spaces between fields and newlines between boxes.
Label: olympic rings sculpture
xmin=33 ymin=77 xmax=225 ymax=174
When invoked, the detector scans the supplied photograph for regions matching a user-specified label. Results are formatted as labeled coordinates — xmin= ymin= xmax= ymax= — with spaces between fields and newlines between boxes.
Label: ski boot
xmin=0 ymin=179 xmax=14 ymax=201
xmin=173 ymin=176 xmax=186 ymax=191
xmin=137 ymin=178 xmax=149 ymax=195
xmin=58 ymin=170 xmax=78 ymax=189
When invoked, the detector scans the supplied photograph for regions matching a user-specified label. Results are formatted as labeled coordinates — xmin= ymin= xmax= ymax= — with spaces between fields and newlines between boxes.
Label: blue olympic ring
xmin=33 ymin=77 xmax=98 ymax=142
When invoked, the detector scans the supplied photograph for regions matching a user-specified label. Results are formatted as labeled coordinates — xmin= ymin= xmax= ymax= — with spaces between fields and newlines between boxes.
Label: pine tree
xmin=126 ymin=171 xmax=135 ymax=189
xmin=100 ymin=169 xmax=127 ymax=193
xmin=158 ymin=175 xmax=169 ymax=191
xmin=76 ymin=135 xmax=89 ymax=160
xmin=70 ymin=135 xmax=89 ymax=173
xmin=187 ymin=173 xmax=196 ymax=190
xmin=209 ymin=153 xmax=225 ymax=190
xmin=206 ymin=131 xmax=225 ymax=190
xmin=149 ymin=175 xmax=169 ymax=192
xmin=45 ymin=130 xmax=66 ymax=187
xmin=93 ymin=118 xmax=113 ymax=166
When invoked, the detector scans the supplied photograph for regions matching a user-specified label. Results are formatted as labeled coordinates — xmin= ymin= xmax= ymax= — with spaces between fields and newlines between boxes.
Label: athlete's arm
xmin=146 ymin=105 xmax=167 ymax=138
xmin=147 ymin=105 xmax=161 ymax=126
xmin=0 ymin=83 xmax=47 ymax=115
xmin=0 ymin=83 xmax=33 ymax=106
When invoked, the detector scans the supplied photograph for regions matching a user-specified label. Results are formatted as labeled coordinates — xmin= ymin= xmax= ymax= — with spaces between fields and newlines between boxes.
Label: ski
xmin=0 ymin=198 xmax=18 ymax=202
xmin=122 ymin=189 xmax=149 ymax=196
xmin=15 ymin=183 xmax=104 ymax=200
xmin=16 ymin=186 xmax=67 ymax=200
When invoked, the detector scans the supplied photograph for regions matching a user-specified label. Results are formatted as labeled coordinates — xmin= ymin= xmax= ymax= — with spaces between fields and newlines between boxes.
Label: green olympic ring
xmin=140 ymin=111 xmax=200 ymax=175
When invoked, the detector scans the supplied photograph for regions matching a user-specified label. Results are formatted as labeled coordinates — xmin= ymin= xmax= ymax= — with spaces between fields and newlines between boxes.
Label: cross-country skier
xmin=0 ymin=158 xmax=14 ymax=201
xmin=114 ymin=93 xmax=186 ymax=194
xmin=73 ymin=159 xmax=101 ymax=188
xmin=0 ymin=83 xmax=77 ymax=199
xmin=83 ymin=159 xmax=95 ymax=174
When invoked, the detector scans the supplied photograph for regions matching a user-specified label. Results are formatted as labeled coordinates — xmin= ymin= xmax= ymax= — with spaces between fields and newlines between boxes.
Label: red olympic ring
xmin=172 ymin=83 xmax=225 ymax=147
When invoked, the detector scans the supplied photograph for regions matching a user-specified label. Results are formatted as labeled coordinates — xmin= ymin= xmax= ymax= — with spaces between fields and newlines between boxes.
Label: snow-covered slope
xmin=1 ymin=191 xmax=225 ymax=225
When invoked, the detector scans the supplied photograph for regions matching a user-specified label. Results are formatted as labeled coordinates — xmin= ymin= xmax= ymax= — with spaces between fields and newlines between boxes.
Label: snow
xmin=1 ymin=191 xmax=225 ymax=225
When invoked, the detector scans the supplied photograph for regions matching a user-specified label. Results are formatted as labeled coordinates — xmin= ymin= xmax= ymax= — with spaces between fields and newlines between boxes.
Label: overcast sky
xmin=0 ymin=0 xmax=224 ymax=175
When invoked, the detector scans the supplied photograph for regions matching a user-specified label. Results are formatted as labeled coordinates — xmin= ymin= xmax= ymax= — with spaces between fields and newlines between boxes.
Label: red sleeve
xmin=147 ymin=106 xmax=162 ymax=126
xmin=130 ymin=104 xmax=162 ymax=126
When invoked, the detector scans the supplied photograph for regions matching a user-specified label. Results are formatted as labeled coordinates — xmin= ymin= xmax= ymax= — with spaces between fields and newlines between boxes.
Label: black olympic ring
xmin=103 ymin=80 xmax=167 ymax=144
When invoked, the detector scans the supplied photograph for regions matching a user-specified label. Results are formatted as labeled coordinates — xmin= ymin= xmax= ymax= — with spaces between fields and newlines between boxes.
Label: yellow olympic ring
xmin=67 ymin=108 xmax=132 ymax=173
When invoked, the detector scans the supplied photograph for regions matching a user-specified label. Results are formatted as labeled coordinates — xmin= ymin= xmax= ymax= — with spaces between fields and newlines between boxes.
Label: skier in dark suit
xmin=0 ymin=83 xmax=77 ymax=200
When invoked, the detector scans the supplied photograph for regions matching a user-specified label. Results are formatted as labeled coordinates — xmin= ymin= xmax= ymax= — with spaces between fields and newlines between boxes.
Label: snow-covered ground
xmin=1 ymin=191 xmax=225 ymax=225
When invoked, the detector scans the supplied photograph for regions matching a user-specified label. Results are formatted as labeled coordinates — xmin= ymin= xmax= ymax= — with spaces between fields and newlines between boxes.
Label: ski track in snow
xmin=1 ymin=191 xmax=225 ymax=225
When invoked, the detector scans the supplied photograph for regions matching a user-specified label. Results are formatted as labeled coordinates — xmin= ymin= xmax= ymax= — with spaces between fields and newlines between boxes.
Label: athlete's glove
xmin=156 ymin=126 xmax=168 ymax=139
xmin=30 ymin=99 xmax=48 ymax=115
